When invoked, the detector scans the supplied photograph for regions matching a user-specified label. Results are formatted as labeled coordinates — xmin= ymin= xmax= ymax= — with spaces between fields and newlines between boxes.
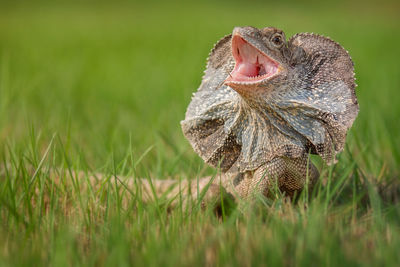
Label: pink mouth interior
xmin=227 ymin=35 xmax=279 ymax=83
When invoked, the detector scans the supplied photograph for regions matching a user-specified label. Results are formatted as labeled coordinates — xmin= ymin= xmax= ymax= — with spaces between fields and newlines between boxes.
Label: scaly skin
xmin=137 ymin=156 xmax=318 ymax=207
xmin=5 ymin=27 xmax=356 ymax=208
xmin=141 ymin=26 xmax=358 ymax=206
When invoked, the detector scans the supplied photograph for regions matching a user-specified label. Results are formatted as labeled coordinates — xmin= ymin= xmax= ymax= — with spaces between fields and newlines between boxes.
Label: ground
xmin=0 ymin=0 xmax=400 ymax=266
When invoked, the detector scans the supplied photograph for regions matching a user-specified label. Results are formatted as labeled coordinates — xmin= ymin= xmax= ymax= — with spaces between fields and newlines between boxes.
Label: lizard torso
xmin=181 ymin=26 xmax=358 ymax=199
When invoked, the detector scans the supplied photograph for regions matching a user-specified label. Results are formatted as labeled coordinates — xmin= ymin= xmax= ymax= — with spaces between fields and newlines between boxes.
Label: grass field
xmin=1 ymin=0 xmax=400 ymax=266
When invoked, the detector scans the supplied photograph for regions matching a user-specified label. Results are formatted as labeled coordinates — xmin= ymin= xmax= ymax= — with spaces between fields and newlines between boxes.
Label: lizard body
xmin=178 ymin=26 xmax=358 ymax=202
xmin=0 ymin=27 xmax=359 ymax=210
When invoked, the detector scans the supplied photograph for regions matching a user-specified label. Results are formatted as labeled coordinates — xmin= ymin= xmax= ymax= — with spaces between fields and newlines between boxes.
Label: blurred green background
xmin=1 ymin=1 xmax=400 ymax=265
xmin=1 ymin=0 xmax=399 ymax=176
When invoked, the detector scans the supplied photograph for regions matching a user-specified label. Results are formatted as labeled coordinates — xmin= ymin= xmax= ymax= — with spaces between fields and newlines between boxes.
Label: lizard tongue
xmin=236 ymin=62 xmax=259 ymax=77
xmin=226 ymin=35 xmax=279 ymax=84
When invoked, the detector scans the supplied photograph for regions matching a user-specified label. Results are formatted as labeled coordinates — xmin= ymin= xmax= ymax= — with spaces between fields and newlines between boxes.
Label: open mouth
xmin=225 ymin=35 xmax=280 ymax=85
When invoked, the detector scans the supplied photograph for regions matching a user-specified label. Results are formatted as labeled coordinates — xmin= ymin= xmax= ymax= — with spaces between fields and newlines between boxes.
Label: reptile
xmin=2 ymin=26 xmax=358 ymax=208
xmin=138 ymin=26 xmax=359 ymax=205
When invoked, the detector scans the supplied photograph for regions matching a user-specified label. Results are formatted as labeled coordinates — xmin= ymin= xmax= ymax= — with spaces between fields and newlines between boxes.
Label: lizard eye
xmin=271 ymin=34 xmax=283 ymax=47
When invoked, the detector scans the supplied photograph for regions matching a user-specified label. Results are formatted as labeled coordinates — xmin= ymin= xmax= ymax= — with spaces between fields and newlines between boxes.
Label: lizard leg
xmin=225 ymin=157 xmax=286 ymax=199
xmin=223 ymin=156 xmax=319 ymax=200
xmin=126 ymin=156 xmax=318 ymax=206
xmin=278 ymin=157 xmax=319 ymax=198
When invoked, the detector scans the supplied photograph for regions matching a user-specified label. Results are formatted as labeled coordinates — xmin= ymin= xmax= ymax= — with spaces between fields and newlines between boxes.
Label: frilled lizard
xmin=14 ymin=26 xmax=357 ymax=207
xmin=138 ymin=26 xmax=359 ymax=205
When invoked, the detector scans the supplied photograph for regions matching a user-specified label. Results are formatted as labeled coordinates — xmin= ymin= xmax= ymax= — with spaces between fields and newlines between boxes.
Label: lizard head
xmin=181 ymin=26 xmax=359 ymax=173
xmin=225 ymin=26 xmax=289 ymax=94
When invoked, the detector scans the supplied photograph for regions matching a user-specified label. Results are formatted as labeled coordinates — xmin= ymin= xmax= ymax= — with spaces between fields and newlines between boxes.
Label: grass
xmin=1 ymin=0 xmax=400 ymax=266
